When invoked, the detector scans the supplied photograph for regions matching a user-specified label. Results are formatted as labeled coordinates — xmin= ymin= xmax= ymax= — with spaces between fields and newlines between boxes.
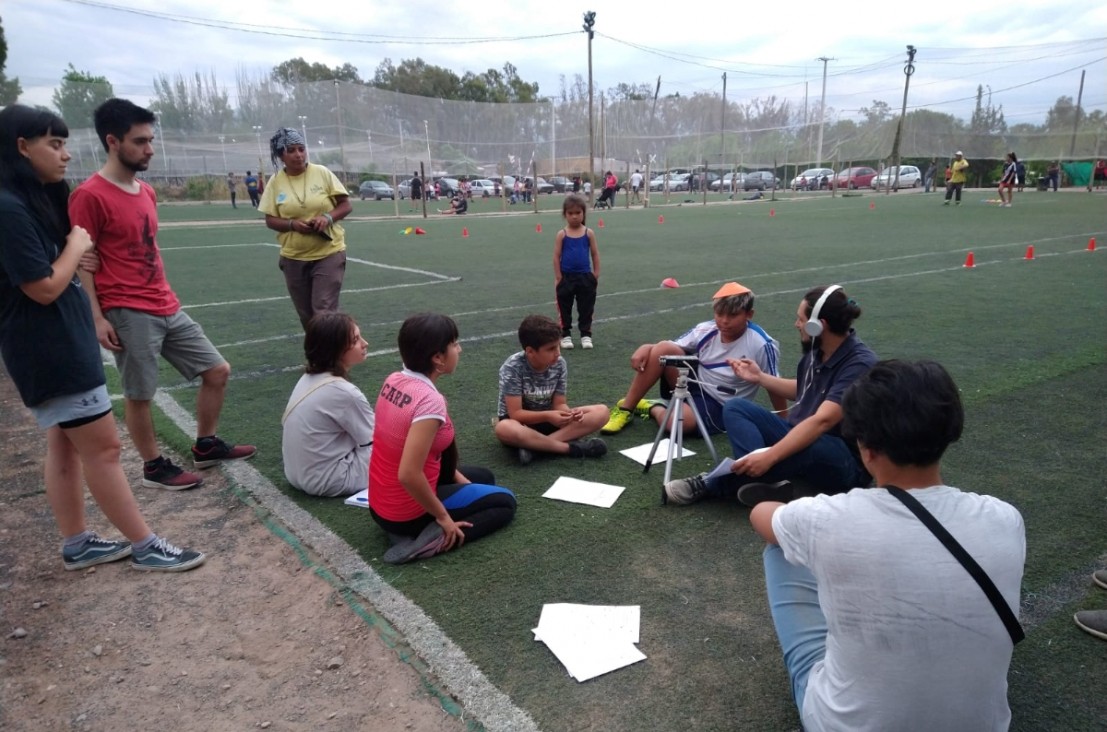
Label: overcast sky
xmin=5 ymin=0 xmax=1106 ymax=125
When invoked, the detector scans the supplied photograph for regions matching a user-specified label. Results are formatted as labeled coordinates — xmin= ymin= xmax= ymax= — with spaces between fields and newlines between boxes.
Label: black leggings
xmin=370 ymin=466 xmax=517 ymax=543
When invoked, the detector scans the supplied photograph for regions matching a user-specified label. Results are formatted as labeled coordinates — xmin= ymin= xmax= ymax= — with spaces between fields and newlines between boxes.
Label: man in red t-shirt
xmin=70 ymin=99 xmax=256 ymax=491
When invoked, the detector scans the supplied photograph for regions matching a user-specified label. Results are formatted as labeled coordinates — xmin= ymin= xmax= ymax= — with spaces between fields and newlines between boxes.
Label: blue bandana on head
xmin=270 ymin=127 xmax=306 ymax=167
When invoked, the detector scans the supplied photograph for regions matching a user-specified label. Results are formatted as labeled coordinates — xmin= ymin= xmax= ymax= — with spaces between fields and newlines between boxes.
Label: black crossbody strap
xmin=885 ymin=486 xmax=1024 ymax=645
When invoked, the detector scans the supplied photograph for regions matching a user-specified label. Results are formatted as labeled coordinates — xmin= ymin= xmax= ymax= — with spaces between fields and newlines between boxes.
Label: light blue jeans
xmin=763 ymin=544 xmax=828 ymax=713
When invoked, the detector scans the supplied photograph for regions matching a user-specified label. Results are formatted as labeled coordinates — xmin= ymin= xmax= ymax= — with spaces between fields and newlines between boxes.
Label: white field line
xmin=212 ymin=234 xmax=1102 ymax=350
xmin=120 ymin=246 xmax=1099 ymax=397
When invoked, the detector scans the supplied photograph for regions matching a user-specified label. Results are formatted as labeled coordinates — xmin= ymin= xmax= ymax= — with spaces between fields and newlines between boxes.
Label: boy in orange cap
xmin=602 ymin=282 xmax=787 ymax=435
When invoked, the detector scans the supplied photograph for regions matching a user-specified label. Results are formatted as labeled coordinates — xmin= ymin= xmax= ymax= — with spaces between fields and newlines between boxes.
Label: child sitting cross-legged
xmin=494 ymin=315 xmax=609 ymax=465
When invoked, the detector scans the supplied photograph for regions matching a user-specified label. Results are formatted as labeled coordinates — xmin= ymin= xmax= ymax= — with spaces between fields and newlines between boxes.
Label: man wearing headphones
xmin=664 ymin=285 xmax=877 ymax=505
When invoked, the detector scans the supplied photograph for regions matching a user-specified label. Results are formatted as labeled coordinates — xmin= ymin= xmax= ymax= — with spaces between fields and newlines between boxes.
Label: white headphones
xmin=804 ymin=285 xmax=843 ymax=337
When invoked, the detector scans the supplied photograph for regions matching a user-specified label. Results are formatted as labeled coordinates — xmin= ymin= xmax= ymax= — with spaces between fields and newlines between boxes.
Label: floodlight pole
xmin=218 ymin=135 xmax=227 ymax=171
xmin=815 ymin=57 xmax=834 ymax=166
xmin=888 ymin=45 xmax=916 ymax=195
xmin=584 ymin=11 xmax=596 ymax=206
xmin=298 ymin=116 xmax=308 ymax=154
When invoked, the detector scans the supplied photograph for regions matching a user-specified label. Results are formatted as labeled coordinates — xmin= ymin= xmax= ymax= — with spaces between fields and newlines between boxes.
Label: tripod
xmin=642 ymin=367 xmax=719 ymax=497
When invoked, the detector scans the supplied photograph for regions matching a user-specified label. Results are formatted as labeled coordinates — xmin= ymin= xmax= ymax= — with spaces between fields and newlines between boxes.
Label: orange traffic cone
xmin=536 ymin=223 xmax=542 ymax=234
xmin=597 ymin=218 xmax=605 ymax=228
xmin=1089 ymin=237 xmax=1097 ymax=252
xmin=769 ymin=208 xmax=775 ymax=217
xmin=1024 ymin=245 xmax=1035 ymax=260
xmin=658 ymin=215 xmax=664 ymax=224
xmin=963 ymin=251 xmax=975 ymax=268
xmin=869 ymin=201 xmax=876 ymax=210
xmin=462 ymin=227 xmax=469 ymax=238
xmin=414 ymin=227 xmax=427 ymax=235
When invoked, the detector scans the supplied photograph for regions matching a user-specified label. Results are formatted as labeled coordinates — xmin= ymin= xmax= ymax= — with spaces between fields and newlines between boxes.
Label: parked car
xmin=525 ymin=176 xmax=555 ymax=194
xmin=358 ymin=180 xmax=394 ymax=200
xmin=871 ymin=165 xmax=922 ymax=189
xmin=488 ymin=175 xmax=516 ymax=195
xmin=468 ymin=179 xmax=497 ymax=198
xmin=710 ymin=172 xmax=746 ymax=191
xmin=833 ymin=166 xmax=877 ymax=190
xmin=790 ymin=168 xmax=834 ymax=190
xmin=548 ymin=176 xmax=573 ymax=193
xmin=396 ymin=178 xmax=438 ymax=200
xmin=689 ymin=171 xmax=721 ymax=191
xmin=743 ymin=171 xmax=779 ymax=191
xmin=435 ymin=177 xmax=461 ymax=197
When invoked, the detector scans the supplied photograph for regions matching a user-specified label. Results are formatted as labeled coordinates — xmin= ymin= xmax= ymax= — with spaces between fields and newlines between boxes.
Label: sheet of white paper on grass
xmin=542 ymin=476 xmax=626 ymax=508
xmin=343 ymin=488 xmax=369 ymax=508
xmin=534 ymin=603 xmax=640 ymax=643
xmin=537 ymin=628 xmax=646 ymax=682
xmin=619 ymin=439 xmax=696 ymax=466
xmin=533 ymin=604 xmax=644 ymax=681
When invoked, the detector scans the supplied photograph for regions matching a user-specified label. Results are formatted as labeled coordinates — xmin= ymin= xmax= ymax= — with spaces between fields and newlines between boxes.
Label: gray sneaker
xmin=383 ymin=522 xmax=448 ymax=565
xmin=131 ymin=537 xmax=206 ymax=572
xmin=1093 ymin=569 xmax=1107 ymax=590
xmin=568 ymin=438 xmax=607 ymax=458
xmin=518 ymin=447 xmax=534 ymax=466
xmin=663 ymin=473 xmax=709 ymax=505
xmin=63 ymin=533 xmax=132 ymax=571
xmin=1074 ymin=609 xmax=1107 ymax=641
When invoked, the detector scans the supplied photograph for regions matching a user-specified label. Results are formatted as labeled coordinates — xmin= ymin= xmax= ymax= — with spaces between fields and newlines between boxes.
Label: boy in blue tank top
xmin=553 ymin=194 xmax=600 ymax=350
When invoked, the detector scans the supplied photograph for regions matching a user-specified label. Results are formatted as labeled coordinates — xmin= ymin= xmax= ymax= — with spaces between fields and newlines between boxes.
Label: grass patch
xmin=146 ymin=191 xmax=1105 ymax=729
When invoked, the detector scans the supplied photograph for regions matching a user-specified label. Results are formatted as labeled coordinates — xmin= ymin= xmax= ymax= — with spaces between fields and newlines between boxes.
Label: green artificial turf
xmin=142 ymin=191 xmax=1106 ymax=730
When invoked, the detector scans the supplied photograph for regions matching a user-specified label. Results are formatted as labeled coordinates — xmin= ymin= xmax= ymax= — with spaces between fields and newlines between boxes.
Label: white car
xmin=871 ymin=165 xmax=922 ymax=189
xmin=469 ymin=179 xmax=497 ymax=198
xmin=790 ymin=168 xmax=835 ymax=190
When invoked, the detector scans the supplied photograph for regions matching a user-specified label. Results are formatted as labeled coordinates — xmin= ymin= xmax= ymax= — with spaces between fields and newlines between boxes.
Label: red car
xmin=834 ymin=166 xmax=878 ymax=190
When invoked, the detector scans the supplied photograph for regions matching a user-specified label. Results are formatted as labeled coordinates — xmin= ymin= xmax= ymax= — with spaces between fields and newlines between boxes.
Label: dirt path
xmin=0 ymin=373 xmax=468 ymax=732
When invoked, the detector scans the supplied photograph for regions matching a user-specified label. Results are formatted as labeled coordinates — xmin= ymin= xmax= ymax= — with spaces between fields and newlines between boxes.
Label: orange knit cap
xmin=713 ymin=282 xmax=751 ymax=299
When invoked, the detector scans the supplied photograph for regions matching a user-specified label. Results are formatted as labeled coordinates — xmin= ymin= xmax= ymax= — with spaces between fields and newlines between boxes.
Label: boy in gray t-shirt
xmin=494 ymin=315 xmax=610 ymax=465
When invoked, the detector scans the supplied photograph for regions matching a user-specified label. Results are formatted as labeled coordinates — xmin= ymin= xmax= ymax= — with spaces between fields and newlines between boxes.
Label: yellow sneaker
xmin=620 ymin=398 xmax=661 ymax=418
xmin=601 ymin=406 xmax=634 ymax=434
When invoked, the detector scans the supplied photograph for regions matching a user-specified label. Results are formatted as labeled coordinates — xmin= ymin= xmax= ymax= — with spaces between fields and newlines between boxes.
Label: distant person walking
xmin=226 ymin=172 xmax=237 ymax=208
xmin=0 ymin=104 xmax=205 ymax=572
xmin=258 ymin=126 xmax=352 ymax=330
xmin=924 ymin=158 xmax=938 ymax=193
xmin=1046 ymin=161 xmax=1060 ymax=192
xmin=244 ymin=170 xmax=261 ymax=208
xmin=409 ymin=170 xmax=423 ymax=210
xmin=943 ymin=151 xmax=969 ymax=206
xmin=630 ymin=169 xmax=643 ymax=203
xmin=998 ymin=153 xmax=1018 ymax=208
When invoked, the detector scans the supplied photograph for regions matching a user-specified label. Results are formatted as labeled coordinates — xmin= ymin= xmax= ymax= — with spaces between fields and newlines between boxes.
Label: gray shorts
xmin=105 ymin=308 xmax=225 ymax=401
xmin=30 ymin=384 xmax=112 ymax=429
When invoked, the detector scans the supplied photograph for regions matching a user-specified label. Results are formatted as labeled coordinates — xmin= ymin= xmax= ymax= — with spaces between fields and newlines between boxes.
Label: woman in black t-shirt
xmin=0 ymin=105 xmax=203 ymax=572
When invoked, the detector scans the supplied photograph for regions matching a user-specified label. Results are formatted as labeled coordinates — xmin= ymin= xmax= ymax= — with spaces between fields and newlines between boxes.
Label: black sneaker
xmin=63 ymin=533 xmax=132 ymax=571
xmin=736 ymin=480 xmax=795 ymax=507
xmin=568 ymin=438 xmax=607 ymax=458
xmin=131 ymin=537 xmax=206 ymax=572
xmin=518 ymin=447 xmax=534 ymax=466
xmin=142 ymin=458 xmax=203 ymax=491
xmin=192 ymin=436 xmax=257 ymax=469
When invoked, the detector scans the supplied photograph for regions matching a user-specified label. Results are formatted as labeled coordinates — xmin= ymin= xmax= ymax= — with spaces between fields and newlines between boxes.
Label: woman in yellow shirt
xmin=259 ymin=127 xmax=353 ymax=329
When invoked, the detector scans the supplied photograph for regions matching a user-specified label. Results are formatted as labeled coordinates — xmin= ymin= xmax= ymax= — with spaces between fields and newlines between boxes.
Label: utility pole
xmin=583 ymin=11 xmax=596 ymax=205
xmin=888 ymin=46 xmax=917 ymax=193
xmin=1069 ymin=69 xmax=1086 ymax=157
xmin=720 ymin=72 xmax=727 ymax=163
xmin=335 ymin=80 xmax=347 ymax=176
xmin=815 ymin=56 xmax=834 ymax=166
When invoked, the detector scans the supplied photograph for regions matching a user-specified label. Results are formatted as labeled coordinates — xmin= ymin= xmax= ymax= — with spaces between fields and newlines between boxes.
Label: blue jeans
xmin=702 ymin=398 xmax=867 ymax=495
xmin=763 ymin=544 xmax=827 ymax=712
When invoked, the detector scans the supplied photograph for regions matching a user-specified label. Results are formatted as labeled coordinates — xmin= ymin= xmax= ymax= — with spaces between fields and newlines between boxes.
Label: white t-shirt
xmin=282 ymin=373 xmax=375 ymax=497
xmin=773 ymin=486 xmax=1025 ymax=732
xmin=671 ymin=320 xmax=780 ymax=405
xmin=630 ymin=172 xmax=644 ymax=188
